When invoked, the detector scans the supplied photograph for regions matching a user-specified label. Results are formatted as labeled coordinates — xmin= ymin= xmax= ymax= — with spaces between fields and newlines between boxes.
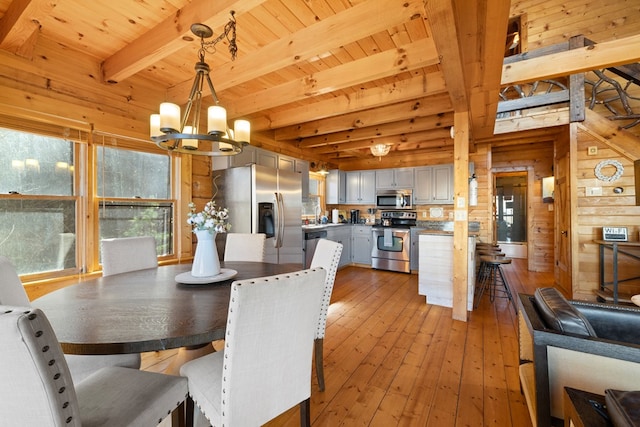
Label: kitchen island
xmin=418 ymin=231 xmax=476 ymax=310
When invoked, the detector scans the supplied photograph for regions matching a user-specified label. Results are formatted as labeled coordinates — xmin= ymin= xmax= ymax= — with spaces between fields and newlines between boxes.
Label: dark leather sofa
xmin=517 ymin=288 xmax=640 ymax=426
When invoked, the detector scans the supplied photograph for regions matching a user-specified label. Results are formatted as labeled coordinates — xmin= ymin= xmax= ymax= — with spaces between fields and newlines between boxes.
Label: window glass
xmin=98 ymin=201 xmax=173 ymax=257
xmin=97 ymin=147 xmax=173 ymax=258
xmin=0 ymin=199 xmax=77 ymax=274
xmin=0 ymin=129 xmax=74 ymax=195
xmin=97 ymin=146 xmax=170 ymax=199
xmin=0 ymin=128 xmax=77 ymax=275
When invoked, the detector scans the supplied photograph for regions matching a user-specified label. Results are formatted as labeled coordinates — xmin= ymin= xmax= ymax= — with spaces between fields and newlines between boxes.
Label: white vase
xmin=191 ymin=229 xmax=221 ymax=277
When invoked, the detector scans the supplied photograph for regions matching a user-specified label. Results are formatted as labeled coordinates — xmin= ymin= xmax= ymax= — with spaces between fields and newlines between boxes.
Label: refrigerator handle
xmin=273 ymin=192 xmax=281 ymax=248
xmin=276 ymin=192 xmax=285 ymax=248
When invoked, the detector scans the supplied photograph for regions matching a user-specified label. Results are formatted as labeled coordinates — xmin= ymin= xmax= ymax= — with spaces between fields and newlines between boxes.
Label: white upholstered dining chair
xmin=101 ymin=236 xmax=158 ymax=276
xmin=0 ymin=255 xmax=141 ymax=383
xmin=0 ymin=305 xmax=188 ymax=427
xmin=223 ymin=232 xmax=266 ymax=262
xmin=180 ymin=268 xmax=326 ymax=427
xmin=309 ymin=238 xmax=343 ymax=391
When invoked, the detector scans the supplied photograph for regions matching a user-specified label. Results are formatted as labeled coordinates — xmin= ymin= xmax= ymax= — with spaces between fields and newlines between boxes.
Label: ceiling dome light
xmin=370 ymin=143 xmax=391 ymax=159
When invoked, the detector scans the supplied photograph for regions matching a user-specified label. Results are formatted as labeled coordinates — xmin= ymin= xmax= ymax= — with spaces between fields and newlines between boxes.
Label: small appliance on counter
xmin=350 ymin=209 xmax=360 ymax=224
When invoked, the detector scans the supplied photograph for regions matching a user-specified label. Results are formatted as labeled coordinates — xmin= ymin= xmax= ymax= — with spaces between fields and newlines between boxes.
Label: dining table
xmin=32 ymin=262 xmax=302 ymax=357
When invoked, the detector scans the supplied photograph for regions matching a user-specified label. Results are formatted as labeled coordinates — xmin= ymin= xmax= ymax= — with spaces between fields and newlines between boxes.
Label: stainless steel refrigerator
xmin=212 ymin=164 xmax=303 ymax=265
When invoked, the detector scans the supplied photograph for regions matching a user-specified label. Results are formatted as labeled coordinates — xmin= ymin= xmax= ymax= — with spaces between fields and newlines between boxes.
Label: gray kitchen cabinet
xmin=214 ymin=149 xmax=307 ymax=200
xmin=326 ymin=169 xmax=346 ymax=204
xmin=345 ymin=170 xmax=376 ymax=204
xmin=414 ymin=164 xmax=454 ymax=204
xmin=410 ymin=227 xmax=425 ymax=272
xmin=295 ymin=159 xmax=309 ymax=202
xmin=212 ymin=145 xmax=257 ymax=170
xmin=256 ymin=150 xmax=278 ymax=169
xmin=351 ymin=225 xmax=372 ymax=265
xmin=376 ymin=167 xmax=414 ymax=189
xmin=325 ymin=225 xmax=351 ymax=268
xmin=277 ymin=155 xmax=296 ymax=172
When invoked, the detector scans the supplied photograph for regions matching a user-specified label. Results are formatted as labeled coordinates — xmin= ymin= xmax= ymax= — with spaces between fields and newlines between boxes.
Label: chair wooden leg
xmin=314 ymin=338 xmax=325 ymax=391
xmin=185 ymin=395 xmax=195 ymax=427
xmin=299 ymin=398 xmax=311 ymax=427
xmin=171 ymin=400 xmax=186 ymax=427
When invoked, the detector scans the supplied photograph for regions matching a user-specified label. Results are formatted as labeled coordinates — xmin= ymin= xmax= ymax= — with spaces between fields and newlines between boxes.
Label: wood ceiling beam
xmin=297 ymin=112 xmax=453 ymax=148
xmin=501 ymin=34 xmax=640 ymax=85
xmin=255 ymin=71 xmax=447 ymax=131
xmin=423 ymin=0 xmax=468 ymax=112
xmin=337 ymin=148 xmax=454 ymax=171
xmin=494 ymin=107 xmax=570 ymax=134
xmin=308 ymin=132 xmax=452 ymax=154
xmin=218 ymin=37 xmax=440 ymax=118
xmin=0 ymin=0 xmax=53 ymax=57
xmin=166 ymin=0 xmax=426 ymax=100
xmin=102 ymin=0 xmax=268 ymax=83
xmin=276 ymin=92 xmax=452 ymax=140
xmin=464 ymin=1 xmax=511 ymax=140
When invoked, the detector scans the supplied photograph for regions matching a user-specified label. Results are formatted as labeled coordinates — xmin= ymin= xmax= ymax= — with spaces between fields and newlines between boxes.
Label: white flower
xmin=187 ymin=201 xmax=231 ymax=233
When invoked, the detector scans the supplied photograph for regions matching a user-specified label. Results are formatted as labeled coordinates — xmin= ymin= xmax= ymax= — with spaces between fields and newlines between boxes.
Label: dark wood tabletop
xmin=32 ymin=262 xmax=301 ymax=355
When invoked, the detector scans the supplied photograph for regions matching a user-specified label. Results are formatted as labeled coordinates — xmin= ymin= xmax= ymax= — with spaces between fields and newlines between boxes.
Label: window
xmin=96 ymin=146 xmax=174 ymax=259
xmin=0 ymin=128 xmax=78 ymax=275
xmin=302 ymin=172 xmax=326 ymax=222
xmin=0 ymin=125 xmax=177 ymax=278
xmin=495 ymin=174 xmax=527 ymax=243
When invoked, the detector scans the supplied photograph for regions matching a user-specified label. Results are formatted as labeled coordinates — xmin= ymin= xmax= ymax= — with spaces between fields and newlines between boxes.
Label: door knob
xmin=561 ymin=230 xmax=568 ymax=236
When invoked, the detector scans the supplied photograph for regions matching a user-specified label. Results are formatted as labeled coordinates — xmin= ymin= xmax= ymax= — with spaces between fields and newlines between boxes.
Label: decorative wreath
xmin=594 ymin=159 xmax=624 ymax=182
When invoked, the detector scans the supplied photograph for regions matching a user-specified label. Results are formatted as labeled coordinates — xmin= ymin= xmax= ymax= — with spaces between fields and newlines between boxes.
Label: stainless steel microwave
xmin=376 ymin=190 xmax=413 ymax=210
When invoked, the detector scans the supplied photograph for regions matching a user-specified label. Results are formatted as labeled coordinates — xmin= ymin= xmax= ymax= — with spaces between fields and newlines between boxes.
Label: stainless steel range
xmin=371 ymin=210 xmax=417 ymax=273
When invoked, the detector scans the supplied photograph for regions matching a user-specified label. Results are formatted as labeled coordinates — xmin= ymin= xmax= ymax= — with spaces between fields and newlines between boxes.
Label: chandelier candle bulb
xmin=207 ymin=106 xmax=227 ymax=134
xmin=218 ymin=129 xmax=232 ymax=151
xmin=234 ymin=120 xmax=251 ymax=143
xmin=149 ymin=114 xmax=161 ymax=137
xmin=159 ymin=102 xmax=180 ymax=132
xmin=181 ymin=126 xmax=198 ymax=149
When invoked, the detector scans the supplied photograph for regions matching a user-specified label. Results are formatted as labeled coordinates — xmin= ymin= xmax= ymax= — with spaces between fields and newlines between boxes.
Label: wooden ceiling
xmin=0 ymin=0 xmax=639 ymax=171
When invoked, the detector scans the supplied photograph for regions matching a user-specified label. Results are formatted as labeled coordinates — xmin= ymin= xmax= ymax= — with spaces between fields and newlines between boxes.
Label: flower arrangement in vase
xmin=187 ymin=200 xmax=231 ymax=277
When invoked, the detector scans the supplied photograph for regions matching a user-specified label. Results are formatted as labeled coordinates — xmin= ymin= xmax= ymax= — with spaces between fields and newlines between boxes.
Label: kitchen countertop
xmin=419 ymin=230 xmax=480 ymax=236
xmin=302 ymin=223 xmax=351 ymax=230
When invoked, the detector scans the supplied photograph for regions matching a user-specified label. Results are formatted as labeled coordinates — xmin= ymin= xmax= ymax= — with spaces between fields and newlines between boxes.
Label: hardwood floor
xmin=143 ymin=258 xmax=553 ymax=426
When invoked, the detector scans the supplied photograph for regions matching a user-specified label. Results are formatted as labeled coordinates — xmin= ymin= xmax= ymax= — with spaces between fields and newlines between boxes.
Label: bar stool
xmin=474 ymin=255 xmax=515 ymax=312
xmin=475 ymin=248 xmax=504 ymax=284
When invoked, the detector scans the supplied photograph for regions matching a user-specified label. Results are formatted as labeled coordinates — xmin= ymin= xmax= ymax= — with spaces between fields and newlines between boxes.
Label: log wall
xmin=574 ymin=125 xmax=640 ymax=300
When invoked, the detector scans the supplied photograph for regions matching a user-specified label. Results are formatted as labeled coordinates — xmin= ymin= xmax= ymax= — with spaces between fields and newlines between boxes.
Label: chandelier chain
xmin=199 ymin=11 xmax=237 ymax=61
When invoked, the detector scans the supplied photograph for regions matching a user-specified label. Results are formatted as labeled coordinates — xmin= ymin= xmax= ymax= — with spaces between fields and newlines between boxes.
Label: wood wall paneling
xmin=574 ymin=125 xmax=640 ymax=300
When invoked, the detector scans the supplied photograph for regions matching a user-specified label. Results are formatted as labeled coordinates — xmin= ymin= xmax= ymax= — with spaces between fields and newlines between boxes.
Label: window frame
xmin=89 ymin=133 xmax=180 ymax=273
xmin=0 ymin=119 xmax=183 ymax=282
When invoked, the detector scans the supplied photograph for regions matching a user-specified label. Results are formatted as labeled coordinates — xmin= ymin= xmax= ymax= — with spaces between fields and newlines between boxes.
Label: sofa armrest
xmin=517 ymin=292 xmax=640 ymax=427
xmin=533 ymin=288 xmax=597 ymax=337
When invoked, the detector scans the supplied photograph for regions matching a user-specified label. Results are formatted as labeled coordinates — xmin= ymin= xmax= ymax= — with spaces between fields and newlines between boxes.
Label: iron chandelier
xmin=150 ymin=12 xmax=250 ymax=156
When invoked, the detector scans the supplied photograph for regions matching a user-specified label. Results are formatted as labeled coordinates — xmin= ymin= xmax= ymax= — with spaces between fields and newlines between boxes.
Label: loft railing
xmin=497 ymin=35 xmax=640 ymax=130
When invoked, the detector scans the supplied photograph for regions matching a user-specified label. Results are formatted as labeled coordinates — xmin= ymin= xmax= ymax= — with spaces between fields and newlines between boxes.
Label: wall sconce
xmin=542 ymin=176 xmax=554 ymax=203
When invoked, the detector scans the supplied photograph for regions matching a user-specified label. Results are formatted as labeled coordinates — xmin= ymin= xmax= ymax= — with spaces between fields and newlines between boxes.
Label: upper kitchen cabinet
xmin=295 ymin=159 xmax=309 ymax=202
xmin=376 ymin=168 xmax=414 ymax=189
xmin=212 ymin=145 xmax=256 ymax=170
xmin=346 ymin=170 xmax=376 ymax=204
xmin=414 ymin=165 xmax=454 ymax=204
xmin=326 ymin=169 xmax=346 ymax=204
xmin=212 ymin=147 xmax=308 ymax=200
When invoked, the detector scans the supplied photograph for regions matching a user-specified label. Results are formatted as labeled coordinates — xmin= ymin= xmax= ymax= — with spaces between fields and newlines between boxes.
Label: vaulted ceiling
xmin=0 ymin=0 xmax=639 ymax=171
